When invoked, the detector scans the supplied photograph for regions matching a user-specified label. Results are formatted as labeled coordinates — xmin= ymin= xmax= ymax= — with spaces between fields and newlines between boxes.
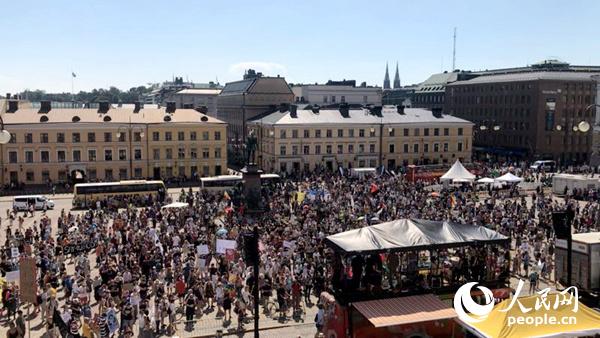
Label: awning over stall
xmin=325 ymin=218 xmax=508 ymax=254
xmin=440 ymin=160 xmax=476 ymax=183
xmin=353 ymin=294 xmax=457 ymax=327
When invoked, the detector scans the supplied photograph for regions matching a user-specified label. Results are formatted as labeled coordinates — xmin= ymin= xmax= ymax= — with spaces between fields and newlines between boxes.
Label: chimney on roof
xmin=397 ymin=105 xmax=405 ymax=115
xmin=432 ymin=107 xmax=443 ymax=118
xmin=278 ymin=103 xmax=289 ymax=113
xmin=5 ymin=93 xmax=10 ymax=99
xmin=289 ymin=104 xmax=298 ymax=118
xmin=40 ymin=100 xmax=51 ymax=113
xmin=7 ymin=100 xmax=18 ymax=113
xmin=134 ymin=101 xmax=142 ymax=113
xmin=311 ymin=104 xmax=320 ymax=114
xmin=339 ymin=102 xmax=350 ymax=118
xmin=166 ymin=101 xmax=176 ymax=113
xmin=98 ymin=101 xmax=110 ymax=113
xmin=369 ymin=105 xmax=383 ymax=117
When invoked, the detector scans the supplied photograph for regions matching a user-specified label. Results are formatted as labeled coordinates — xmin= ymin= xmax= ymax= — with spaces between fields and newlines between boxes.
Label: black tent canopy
xmin=325 ymin=218 xmax=509 ymax=254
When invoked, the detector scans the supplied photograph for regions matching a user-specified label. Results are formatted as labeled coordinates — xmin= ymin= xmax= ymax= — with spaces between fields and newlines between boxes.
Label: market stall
xmin=440 ymin=160 xmax=476 ymax=184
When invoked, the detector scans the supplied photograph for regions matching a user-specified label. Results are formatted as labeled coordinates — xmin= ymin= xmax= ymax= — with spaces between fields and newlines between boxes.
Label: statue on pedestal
xmin=246 ymin=129 xmax=258 ymax=165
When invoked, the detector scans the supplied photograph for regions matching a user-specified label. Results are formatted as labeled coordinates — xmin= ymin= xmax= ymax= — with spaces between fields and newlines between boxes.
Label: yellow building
xmin=249 ymin=104 xmax=473 ymax=173
xmin=0 ymin=101 xmax=227 ymax=186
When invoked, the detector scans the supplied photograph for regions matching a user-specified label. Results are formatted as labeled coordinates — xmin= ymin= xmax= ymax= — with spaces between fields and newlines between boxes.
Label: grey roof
xmin=248 ymin=106 xmax=472 ymax=126
xmin=415 ymin=72 xmax=461 ymax=93
xmin=448 ymin=71 xmax=599 ymax=85
xmin=220 ymin=79 xmax=255 ymax=94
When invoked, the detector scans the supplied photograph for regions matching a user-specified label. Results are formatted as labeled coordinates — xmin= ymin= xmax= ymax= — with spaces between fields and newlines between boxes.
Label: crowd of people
xmin=0 ymin=164 xmax=597 ymax=337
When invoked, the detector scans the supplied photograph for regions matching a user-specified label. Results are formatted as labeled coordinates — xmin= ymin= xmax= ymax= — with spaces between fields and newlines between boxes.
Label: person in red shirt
xmin=175 ymin=277 xmax=186 ymax=305
xmin=291 ymin=279 xmax=302 ymax=314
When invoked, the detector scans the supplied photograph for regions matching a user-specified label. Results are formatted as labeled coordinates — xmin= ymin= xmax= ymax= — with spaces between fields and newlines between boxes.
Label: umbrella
xmin=216 ymin=228 xmax=228 ymax=236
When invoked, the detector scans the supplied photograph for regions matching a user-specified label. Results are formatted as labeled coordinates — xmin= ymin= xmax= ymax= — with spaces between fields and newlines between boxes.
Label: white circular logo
xmin=453 ymin=282 xmax=495 ymax=323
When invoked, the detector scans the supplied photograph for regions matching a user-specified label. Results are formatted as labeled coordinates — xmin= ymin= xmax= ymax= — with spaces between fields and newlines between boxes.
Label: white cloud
xmin=229 ymin=61 xmax=287 ymax=77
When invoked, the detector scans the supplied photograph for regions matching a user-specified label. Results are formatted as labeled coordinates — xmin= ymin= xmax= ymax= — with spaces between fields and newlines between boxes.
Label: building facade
xmin=217 ymin=70 xmax=294 ymax=143
xmin=291 ymin=80 xmax=382 ymax=106
xmin=249 ymin=105 xmax=472 ymax=174
xmin=0 ymin=101 xmax=227 ymax=186
xmin=164 ymin=88 xmax=221 ymax=116
xmin=445 ymin=72 xmax=598 ymax=162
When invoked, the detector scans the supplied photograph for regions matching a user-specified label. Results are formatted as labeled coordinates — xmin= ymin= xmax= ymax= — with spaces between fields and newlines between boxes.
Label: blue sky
xmin=1 ymin=0 xmax=599 ymax=94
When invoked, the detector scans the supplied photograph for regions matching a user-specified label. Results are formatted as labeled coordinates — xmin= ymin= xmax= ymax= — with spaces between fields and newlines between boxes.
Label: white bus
xmin=200 ymin=174 xmax=281 ymax=191
xmin=73 ymin=180 xmax=166 ymax=207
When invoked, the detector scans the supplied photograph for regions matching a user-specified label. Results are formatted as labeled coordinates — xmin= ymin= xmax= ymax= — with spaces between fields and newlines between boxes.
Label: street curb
xmin=186 ymin=322 xmax=314 ymax=338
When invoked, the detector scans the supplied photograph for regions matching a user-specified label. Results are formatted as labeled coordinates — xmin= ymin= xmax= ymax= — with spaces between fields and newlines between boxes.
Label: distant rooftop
xmin=175 ymin=88 xmax=222 ymax=95
xmin=447 ymin=71 xmax=599 ymax=85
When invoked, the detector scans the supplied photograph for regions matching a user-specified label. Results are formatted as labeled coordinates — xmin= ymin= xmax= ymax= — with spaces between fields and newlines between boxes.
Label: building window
xmin=26 ymin=171 xmax=34 ymax=182
xmin=178 ymin=166 xmax=185 ymax=176
xmin=359 ymin=144 xmax=365 ymax=153
xmin=359 ymin=129 xmax=365 ymax=137
xmin=434 ymin=128 xmax=439 ymax=136
xmin=337 ymin=145 xmax=343 ymax=154
xmin=331 ymin=95 xmax=336 ymax=103
xmin=134 ymin=168 xmax=142 ymax=178
xmin=326 ymin=145 xmax=332 ymax=154
xmin=87 ymin=169 xmax=96 ymax=180
xmin=292 ymin=130 xmax=298 ymax=138
xmin=166 ymin=149 xmax=173 ymax=159
xmin=403 ymin=144 xmax=409 ymax=153
xmin=119 ymin=169 xmax=128 ymax=180
xmin=119 ymin=149 xmax=127 ymax=161
xmin=153 ymin=132 xmax=160 ymax=141
xmin=190 ymin=132 xmax=197 ymax=141
xmin=458 ymin=142 xmax=463 ymax=151
xmin=444 ymin=128 xmax=449 ymax=136
xmin=9 ymin=133 xmax=16 ymax=143
xmin=280 ymin=145 xmax=286 ymax=155
xmin=57 ymin=170 xmax=67 ymax=181
xmin=40 ymin=133 xmax=48 ymax=143
xmin=133 ymin=132 xmax=142 ymax=142
xmin=42 ymin=170 xmax=50 ymax=183
xmin=424 ymin=144 xmax=429 ymax=153
xmin=326 ymin=129 xmax=332 ymax=138
xmin=389 ymin=144 xmax=395 ymax=153
xmin=57 ymin=133 xmax=65 ymax=143
xmin=166 ymin=167 xmax=173 ymax=177
xmin=323 ymin=95 xmax=328 ymax=103
xmin=73 ymin=150 xmax=81 ymax=162
xmin=87 ymin=132 xmax=96 ymax=142
xmin=369 ymin=159 xmax=377 ymax=167
xmin=363 ymin=95 xmax=368 ymax=104
xmin=434 ymin=143 xmax=439 ymax=152
xmin=214 ymin=131 xmax=221 ymax=140
xmin=341 ymin=96 xmax=346 ymax=103
xmin=414 ymin=128 xmax=420 ymax=137
xmin=359 ymin=160 xmax=365 ymax=167
xmin=25 ymin=151 xmax=33 ymax=163
xmin=369 ymin=128 xmax=376 ymax=137
xmin=88 ymin=149 xmax=97 ymax=161
xmin=292 ymin=145 xmax=298 ymax=155
xmin=117 ymin=133 xmax=126 ymax=142
xmin=104 ymin=132 xmax=112 ymax=142
xmin=303 ymin=130 xmax=309 ymax=138
xmin=443 ymin=143 xmax=449 ymax=152
xmin=165 ymin=132 xmax=172 ymax=141
xmin=105 ymin=149 xmax=113 ymax=161
xmin=315 ymin=145 xmax=321 ymax=155
xmin=349 ymin=129 xmax=354 ymax=137
xmin=178 ymin=131 xmax=185 ymax=141
xmin=134 ymin=149 xmax=142 ymax=160
xmin=9 ymin=151 xmax=17 ymax=163
xmin=202 ymin=166 xmax=209 ymax=176
xmin=369 ymin=144 xmax=375 ymax=153
xmin=57 ymin=150 xmax=66 ymax=162
xmin=337 ymin=129 xmax=344 ymax=138
xmin=178 ymin=148 xmax=185 ymax=159
xmin=389 ymin=128 xmax=395 ymax=137
xmin=25 ymin=133 xmax=33 ymax=143
xmin=303 ymin=145 xmax=310 ymax=155
xmin=202 ymin=131 xmax=209 ymax=140
xmin=71 ymin=132 xmax=80 ymax=143
xmin=348 ymin=144 xmax=354 ymax=153
xmin=280 ymin=130 xmax=287 ymax=139
xmin=215 ymin=148 xmax=222 ymax=159
xmin=190 ymin=148 xmax=197 ymax=159
xmin=315 ymin=130 xmax=321 ymax=138
xmin=403 ymin=129 xmax=409 ymax=137
xmin=424 ymin=128 xmax=429 ymax=136
xmin=153 ymin=149 xmax=160 ymax=160
xmin=202 ymin=148 xmax=209 ymax=159
xmin=41 ymin=151 xmax=49 ymax=163
xmin=413 ymin=144 xmax=419 ymax=153
xmin=458 ymin=128 xmax=463 ymax=136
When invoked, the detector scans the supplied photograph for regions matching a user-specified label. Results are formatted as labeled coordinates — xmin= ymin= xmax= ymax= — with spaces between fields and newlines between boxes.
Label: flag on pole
xmin=72 ymin=72 xmax=76 ymax=78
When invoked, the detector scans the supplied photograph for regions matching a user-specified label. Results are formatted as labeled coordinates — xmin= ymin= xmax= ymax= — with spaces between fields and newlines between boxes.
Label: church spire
xmin=383 ymin=62 xmax=390 ymax=89
xmin=393 ymin=62 xmax=401 ymax=89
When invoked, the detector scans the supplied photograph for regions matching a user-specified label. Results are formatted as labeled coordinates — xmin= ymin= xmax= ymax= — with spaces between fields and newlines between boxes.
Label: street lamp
xmin=0 ymin=116 xmax=11 ymax=144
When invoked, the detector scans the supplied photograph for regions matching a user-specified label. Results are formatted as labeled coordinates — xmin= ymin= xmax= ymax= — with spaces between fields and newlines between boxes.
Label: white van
xmin=13 ymin=195 xmax=55 ymax=211
xmin=530 ymin=160 xmax=556 ymax=172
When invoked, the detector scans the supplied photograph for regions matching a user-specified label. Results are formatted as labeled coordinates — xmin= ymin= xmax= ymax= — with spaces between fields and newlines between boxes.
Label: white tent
xmin=476 ymin=177 xmax=495 ymax=184
xmin=440 ymin=160 xmax=476 ymax=183
xmin=495 ymin=172 xmax=523 ymax=183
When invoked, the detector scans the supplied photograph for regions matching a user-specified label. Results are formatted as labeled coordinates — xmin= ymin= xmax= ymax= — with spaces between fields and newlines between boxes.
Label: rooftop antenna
xmin=452 ymin=27 xmax=457 ymax=71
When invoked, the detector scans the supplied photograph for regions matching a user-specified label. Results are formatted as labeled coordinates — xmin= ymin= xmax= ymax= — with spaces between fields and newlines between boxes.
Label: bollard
xmin=216 ymin=329 xmax=223 ymax=337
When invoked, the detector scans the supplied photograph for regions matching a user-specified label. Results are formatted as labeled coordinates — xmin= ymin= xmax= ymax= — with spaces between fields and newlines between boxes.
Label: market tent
xmin=161 ymin=202 xmax=189 ymax=209
xmin=325 ymin=218 xmax=508 ymax=254
xmin=495 ymin=172 xmax=523 ymax=183
xmin=476 ymin=178 xmax=495 ymax=184
xmin=440 ymin=160 xmax=476 ymax=183
xmin=461 ymin=293 xmax=600 ymax=338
